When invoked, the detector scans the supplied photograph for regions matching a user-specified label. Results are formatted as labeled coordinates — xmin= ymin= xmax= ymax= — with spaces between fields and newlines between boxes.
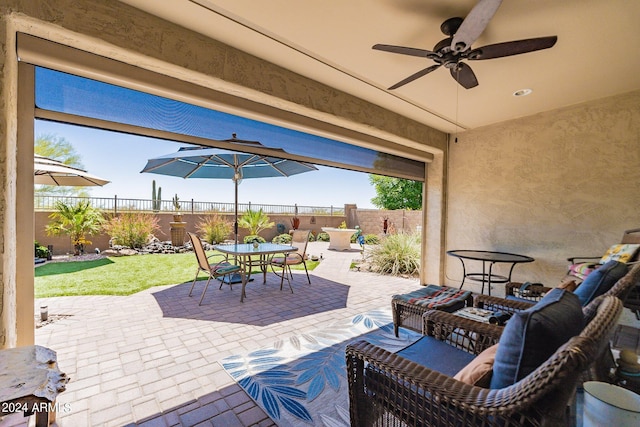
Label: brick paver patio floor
xmin=3 ymin=242 xmax=422 ymax=426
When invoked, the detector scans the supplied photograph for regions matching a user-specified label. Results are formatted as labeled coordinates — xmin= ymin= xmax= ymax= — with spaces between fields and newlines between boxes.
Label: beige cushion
xmin=453 ymin=344 xmax=498 ymax=388
xmin=558 ymin=278 xmax=578 ymax=292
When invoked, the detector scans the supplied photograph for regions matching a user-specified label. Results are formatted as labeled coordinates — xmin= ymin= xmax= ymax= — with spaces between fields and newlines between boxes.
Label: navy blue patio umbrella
xmin=140 ymin=135 xmax=318 ymax=244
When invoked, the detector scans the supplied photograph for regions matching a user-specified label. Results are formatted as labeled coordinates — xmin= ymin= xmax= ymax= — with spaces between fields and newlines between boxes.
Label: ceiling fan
xmin=373 ymin=0 xmax=557 ymax=90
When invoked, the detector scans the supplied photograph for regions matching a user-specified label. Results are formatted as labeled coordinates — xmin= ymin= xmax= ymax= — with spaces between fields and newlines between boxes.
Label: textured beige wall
xmin=445 ymin=90 xmax=640 ymax=293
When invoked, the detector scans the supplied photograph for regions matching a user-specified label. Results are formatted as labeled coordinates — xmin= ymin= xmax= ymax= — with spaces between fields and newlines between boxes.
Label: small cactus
xmin=172 ymin=194 xmax=181 ymax=211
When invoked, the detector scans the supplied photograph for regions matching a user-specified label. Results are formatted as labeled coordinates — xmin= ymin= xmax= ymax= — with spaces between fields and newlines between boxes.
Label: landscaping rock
xmin=48 ymin=239 xmax=219 ymax=261
xmin=102 ymin=248 xmax=138 ymax=257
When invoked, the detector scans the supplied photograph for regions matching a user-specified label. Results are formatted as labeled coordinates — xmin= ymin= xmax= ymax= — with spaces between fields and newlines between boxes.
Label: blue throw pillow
xmin=574 ymin=260 xmax=627 ymax=305
xmin=490 ymin=288 xmax=584 ymax=389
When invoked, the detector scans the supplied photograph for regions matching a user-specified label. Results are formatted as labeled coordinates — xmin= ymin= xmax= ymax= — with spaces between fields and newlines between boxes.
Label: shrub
xmin=316 ymin=232 xmax=330 ymax=242
xmin=307 ymin=231 xmax=315 ymax=242
xmin=272 ymin=233 xmax=292 ymax=244
xmin=103 ymin=212 xmax=160 ymax=249
xmin=244 ymin=235 xmax=266 ymax=244
xmin=35 ymin=241 xmax=49 ymax=258
xmin=196 ymin=213 xmax=233 ymax=244
xmin=368 ymin=232 xmax=420 ymax=276
xmin=364 ymin=234 xmax=380 ymax=245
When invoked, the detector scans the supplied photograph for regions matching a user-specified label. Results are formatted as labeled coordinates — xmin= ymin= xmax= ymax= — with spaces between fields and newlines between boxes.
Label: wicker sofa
xmin=346 ymin=294 xmax=622 ymax=427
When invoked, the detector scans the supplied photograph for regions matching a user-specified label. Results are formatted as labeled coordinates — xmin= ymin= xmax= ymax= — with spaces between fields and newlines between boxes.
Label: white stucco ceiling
xmin=119 ymin=0 xmax=640 ymax=134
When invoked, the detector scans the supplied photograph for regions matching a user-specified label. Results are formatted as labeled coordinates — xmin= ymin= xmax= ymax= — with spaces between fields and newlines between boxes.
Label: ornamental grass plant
xmin=102 ymin=212 xmax=160 ymax=248
xmin=368 ymin=232 xmax=420 ymax=276
xmin=196 ymin=213 xmax=233 ymax=244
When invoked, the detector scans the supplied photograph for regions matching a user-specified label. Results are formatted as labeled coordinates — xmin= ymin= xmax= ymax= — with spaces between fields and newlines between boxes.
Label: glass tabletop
xmin=214 ymin=243 xmax=298 ymax=255
xmin=446 ymin=250 xmax=534 ymax=263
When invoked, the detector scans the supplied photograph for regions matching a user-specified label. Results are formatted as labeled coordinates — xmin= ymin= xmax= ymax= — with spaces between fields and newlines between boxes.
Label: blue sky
xmin=35 ymin=120 xmax=378 ymax=209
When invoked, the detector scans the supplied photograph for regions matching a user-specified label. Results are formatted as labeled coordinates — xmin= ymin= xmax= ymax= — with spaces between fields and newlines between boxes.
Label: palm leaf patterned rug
xmin=221 ymin=307 xmax=421 ymax=426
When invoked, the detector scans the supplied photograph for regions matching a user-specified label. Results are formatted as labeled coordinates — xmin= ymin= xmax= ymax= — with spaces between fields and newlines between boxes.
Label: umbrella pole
xmin=234 ymin=177 xmax=239 ymax=245
xmin=223 ymin=177 xmax=245 ymax=285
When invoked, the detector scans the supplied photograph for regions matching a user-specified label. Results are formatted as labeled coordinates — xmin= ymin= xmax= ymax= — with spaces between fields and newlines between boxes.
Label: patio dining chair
xmin=270 ymin=229 xmax=312 ymax=293
xmin=187 ymin=232 xmax=244 ymax=305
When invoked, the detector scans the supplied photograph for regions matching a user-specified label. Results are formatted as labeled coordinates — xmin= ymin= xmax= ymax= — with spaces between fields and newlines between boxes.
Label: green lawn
xmin=35 ymin=252 xmax=319 ymax=298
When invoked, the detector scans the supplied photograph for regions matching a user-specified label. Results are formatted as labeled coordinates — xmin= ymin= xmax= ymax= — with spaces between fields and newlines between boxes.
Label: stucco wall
xmin=445 ymin=90 xmax=640 ymax=293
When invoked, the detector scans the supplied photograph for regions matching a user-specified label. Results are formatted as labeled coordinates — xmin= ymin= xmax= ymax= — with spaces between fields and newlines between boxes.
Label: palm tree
xmin=238 ymin=208 xmax=274 ymax=237
xmin=46 ymin=200 xmax=104 ymax=255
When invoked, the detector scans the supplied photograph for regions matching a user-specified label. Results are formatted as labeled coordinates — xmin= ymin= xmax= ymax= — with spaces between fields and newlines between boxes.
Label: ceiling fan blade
xmin=468 ymin=36 xmax=558 ymax=60
xmin=451 ymin=0 xmax=503 ymax=52
xmin=372 ymin=44 xmax=435 ymax=58
xmin=388 ymin=64 xmax=442 ymax=90
xmin=451 ymin=63 xmax=479 ymax=89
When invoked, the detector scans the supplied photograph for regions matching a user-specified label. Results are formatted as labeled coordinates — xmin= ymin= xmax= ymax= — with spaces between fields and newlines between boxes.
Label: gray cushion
xmin=490 ymin=288 xmax=584 ymax=389
xmin=574 ymin=260 xmax=627 ymax=305
xmin=396 ymin=336 xmax=475 ymax=378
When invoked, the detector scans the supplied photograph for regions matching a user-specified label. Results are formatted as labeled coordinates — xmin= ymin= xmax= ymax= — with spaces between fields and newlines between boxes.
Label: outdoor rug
xmin=221 ymin=307 xmax=421 ymax=426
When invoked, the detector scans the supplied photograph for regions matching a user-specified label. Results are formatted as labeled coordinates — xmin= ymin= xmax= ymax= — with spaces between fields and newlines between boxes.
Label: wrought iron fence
xmin=34 ymin=195 xmax=344 ymax=216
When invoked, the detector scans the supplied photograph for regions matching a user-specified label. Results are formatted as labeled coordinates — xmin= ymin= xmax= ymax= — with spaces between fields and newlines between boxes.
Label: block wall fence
xmin=35 ymin=207 xmax=422 ymax=255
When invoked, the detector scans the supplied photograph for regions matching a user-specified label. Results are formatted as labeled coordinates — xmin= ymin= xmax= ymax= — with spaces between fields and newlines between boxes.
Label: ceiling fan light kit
xmin=373 ymin=0 xmax=557 ymax=90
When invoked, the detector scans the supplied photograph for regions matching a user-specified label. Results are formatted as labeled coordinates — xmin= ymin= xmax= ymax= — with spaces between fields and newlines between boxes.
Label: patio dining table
xmin=214 ymin=242 xmax=298 ymax=302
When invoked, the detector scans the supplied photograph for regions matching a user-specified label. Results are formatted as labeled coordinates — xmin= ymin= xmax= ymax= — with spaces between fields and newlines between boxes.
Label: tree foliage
xmin=46 ymin=200 xmax=105 ymax=254
xmin=238 ymin=208 xmax=274 ymax=236
xmin=369 ymin=175 xmax=423 ymax=210
xmin=35 ymin=133 xmax=88 ymax=197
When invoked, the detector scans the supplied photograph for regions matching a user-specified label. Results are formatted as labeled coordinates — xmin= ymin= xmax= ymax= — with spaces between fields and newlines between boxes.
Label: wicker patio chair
xmin=346 ymin=295 xmax=622 ymax=427
xmin=187 ymin=232 xmax=244 ymax=305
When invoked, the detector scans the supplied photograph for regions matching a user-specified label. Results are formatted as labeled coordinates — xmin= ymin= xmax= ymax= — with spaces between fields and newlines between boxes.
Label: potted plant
xmin=172 ymin=194 xmax=182 ymax=222
xmin=291 ymin=216 xmax=300 ymax=230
